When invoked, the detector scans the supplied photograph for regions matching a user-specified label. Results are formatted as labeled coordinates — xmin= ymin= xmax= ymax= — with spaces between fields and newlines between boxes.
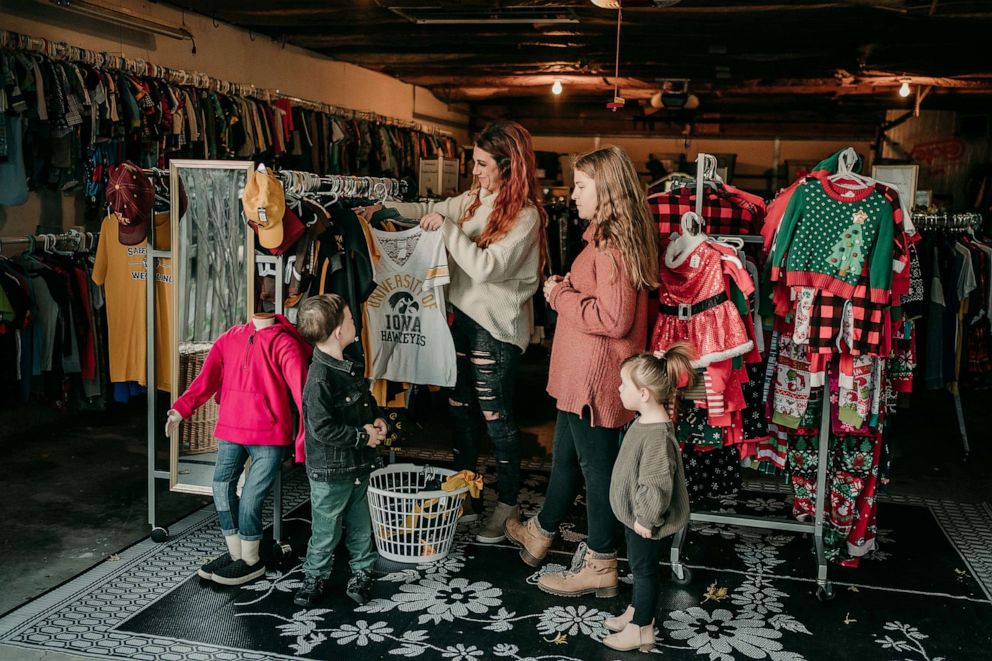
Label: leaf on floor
xmin=108 ymin=554 xmax=121 ymax=561
xmin=701 ymin=582 xmax=728 ymax=604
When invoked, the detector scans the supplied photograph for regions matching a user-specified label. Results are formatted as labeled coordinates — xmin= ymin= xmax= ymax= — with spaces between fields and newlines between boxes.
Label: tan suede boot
xmin=476 ymin=502 xmax=518 ymax=544
xmin=604 ymin=605 xmax=635 ymax=632
xmin=504 ymin=515 xmax=554 ymax=566
xmin=537 ymin=543 xmax=619 ymax=598
xmin=603 ymin=622 xmax=655 ymax=653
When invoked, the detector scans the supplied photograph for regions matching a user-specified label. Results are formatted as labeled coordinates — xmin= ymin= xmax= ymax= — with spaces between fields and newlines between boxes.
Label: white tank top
xmin=366 ymin=226 xmax=457 ymax=387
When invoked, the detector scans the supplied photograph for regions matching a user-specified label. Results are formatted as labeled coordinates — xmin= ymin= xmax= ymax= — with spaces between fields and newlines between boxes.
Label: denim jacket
xmin=302 ymin=348 xmax=384 ymax=482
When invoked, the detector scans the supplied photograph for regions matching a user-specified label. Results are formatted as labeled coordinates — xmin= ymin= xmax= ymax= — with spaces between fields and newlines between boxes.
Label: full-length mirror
xmin=169 ymin=160 xmax=255 ymax=495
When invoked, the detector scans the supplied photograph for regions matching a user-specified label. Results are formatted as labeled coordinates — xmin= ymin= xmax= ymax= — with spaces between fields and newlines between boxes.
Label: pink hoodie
xmin=173 ymin=315 xmax=313 ymax=460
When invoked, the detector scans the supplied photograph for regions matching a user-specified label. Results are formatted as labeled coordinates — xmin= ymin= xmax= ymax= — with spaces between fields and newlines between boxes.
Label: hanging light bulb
xmin=551 ymin=79 xmax=563 ymax=95
xmin=899 ymin=79 xmax=911 ymax=97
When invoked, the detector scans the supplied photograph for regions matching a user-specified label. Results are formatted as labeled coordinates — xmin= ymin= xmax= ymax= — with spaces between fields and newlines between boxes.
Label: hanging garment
xmin=365 ymin=227 xmax=456 ymax=387
xmin=651 ymin=239 xmax=754 ymax=367
xmin=91 ymin=213 xmax=174 ymax=390
xmin=770 ymin=178 xmax=896 ymax=303
xmin=171 ymin=315 xmax=311 ymax=457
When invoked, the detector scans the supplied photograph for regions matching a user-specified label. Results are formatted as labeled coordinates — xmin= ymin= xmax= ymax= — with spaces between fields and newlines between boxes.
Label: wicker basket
xmin=179 ymin=342 xmax=219 ymax=455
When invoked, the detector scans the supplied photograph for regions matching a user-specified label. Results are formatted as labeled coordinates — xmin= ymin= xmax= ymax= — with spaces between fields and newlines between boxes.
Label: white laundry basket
xmin=367 ymin=463 xmax=468 ymax=563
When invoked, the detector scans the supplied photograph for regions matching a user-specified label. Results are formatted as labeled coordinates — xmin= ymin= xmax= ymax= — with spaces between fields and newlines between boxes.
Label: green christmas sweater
xmin=770 ymin=177 xmax=895 ymax=304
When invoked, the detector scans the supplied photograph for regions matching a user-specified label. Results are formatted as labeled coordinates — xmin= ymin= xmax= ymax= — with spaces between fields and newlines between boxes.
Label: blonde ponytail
xmin=621 ymin=342 xmax=698 ymax=407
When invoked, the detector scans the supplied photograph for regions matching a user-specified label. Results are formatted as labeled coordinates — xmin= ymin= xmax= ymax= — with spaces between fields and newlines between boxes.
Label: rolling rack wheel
xmin=816 ymin=582 xmax=834 ymax=602
xmin=150 ymin=526 xmax=169 ymax=543
xmin=671 ymin=565 xmax=692 ymax=586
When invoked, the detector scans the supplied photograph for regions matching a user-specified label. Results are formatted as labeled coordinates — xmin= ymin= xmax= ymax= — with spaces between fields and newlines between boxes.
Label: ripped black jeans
xmin=449 ymin=307 xmax=522 ymax=506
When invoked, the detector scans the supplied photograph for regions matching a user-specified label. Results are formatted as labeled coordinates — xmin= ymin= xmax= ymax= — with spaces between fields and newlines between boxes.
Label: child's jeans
xmin=303 ymin=475 xmax=376 ymax=578
xmin=213 ymin=441 xmax=286 ymax=541
xmin=625 ymin=526 xmax=664 ymax=626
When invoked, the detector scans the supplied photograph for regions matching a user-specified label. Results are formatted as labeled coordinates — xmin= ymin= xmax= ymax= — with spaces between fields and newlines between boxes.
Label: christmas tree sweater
xmin=770 ymin=177 xmax=897 ymax=304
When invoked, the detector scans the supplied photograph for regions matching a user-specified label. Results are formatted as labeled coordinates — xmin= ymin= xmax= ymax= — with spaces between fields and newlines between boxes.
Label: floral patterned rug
xmin=2 ymin=470 xmax=990 ymax=660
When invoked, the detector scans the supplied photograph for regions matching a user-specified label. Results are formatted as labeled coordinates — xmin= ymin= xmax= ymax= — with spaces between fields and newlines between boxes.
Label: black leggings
xmin=625 ymin=526 xmax=664 ymax=626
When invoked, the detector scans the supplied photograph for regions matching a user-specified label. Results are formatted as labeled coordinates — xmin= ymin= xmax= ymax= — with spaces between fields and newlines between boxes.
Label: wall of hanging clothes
xmin=0 ymin=230 xmax=105 ymax=410
xmin=0 ymin=29 xmax=459 ymax=232
xmin=912 ymin=213 xmax=990 ymax=390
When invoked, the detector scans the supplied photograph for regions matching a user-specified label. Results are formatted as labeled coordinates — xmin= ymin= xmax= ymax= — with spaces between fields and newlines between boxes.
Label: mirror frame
xmin=169 ymin=159 xmax=256 ymax=495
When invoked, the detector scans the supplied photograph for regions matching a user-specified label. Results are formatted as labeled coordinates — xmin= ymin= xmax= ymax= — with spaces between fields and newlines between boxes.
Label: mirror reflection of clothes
xmin=91 ymin=212 xmax=173 ymax=391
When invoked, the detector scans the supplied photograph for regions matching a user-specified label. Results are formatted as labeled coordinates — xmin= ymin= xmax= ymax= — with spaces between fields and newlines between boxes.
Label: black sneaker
xmin=346 ymin=569 xmax=374 ymax=605
xmin=197 ymin=552 xmax=234 ymax=580
xmin=211 ymin=559 xmax=266 ymax=586
xmin=293 ymin=575 xmax=326 ymax=607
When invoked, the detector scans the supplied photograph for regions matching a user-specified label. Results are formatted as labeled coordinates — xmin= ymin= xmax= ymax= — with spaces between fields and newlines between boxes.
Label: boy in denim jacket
xmin=294 ymin=294 xmax=387 ymax=606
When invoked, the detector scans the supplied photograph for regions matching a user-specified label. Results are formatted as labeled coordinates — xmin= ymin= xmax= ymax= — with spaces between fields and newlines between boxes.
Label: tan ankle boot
xmin=476 ymin=502 xmax=518 ymax=544
xmin=603 ymin=621 xmax=655 ymax=653
xmin=538 ymin=543 xmax=619 ymax=598
xmin=604 ymin=605 xmax=635 ymax=632
xmin=504 ymin=515 xmax=554 ymax=566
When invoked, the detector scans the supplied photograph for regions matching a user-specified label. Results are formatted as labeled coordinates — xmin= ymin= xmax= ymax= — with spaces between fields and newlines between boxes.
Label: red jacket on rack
xmin=172 ymin=315 xmax=313 ymax=459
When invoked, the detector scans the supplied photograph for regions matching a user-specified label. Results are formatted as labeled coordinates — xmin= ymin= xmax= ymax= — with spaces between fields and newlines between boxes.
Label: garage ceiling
xmin=167 ymin=0 xmax=992 ymax=137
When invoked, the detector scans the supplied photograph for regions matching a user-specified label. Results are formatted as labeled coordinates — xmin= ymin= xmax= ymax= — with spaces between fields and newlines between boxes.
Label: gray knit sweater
xmin=609 ymin=421 xmax=690 ymax=540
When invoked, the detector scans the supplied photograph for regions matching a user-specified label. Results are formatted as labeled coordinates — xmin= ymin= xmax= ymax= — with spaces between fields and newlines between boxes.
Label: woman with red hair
xmin=390 ymin=120 xmax=548 ymax=543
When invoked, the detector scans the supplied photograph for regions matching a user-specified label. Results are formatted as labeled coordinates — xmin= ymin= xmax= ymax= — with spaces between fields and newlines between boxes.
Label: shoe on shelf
xmin=293 ymin=575 xmax=327 ymax=607
xmin=346 ymin=569 xmax=375 ymax=605
xmin=211 ymin=559 xmax=266 ymax=586
xmin=197 ymin=552 xmax=234 ymax=580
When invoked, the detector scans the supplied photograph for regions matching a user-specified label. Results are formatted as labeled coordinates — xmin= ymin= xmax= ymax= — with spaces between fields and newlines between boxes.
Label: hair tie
xmin=652 ymin=350 xmax=666 ymax=360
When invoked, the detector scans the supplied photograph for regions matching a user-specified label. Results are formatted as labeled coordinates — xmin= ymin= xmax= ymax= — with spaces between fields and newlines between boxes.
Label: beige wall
xmin=0 ymin=1 xmax=470 ymax=238
xmin=532 ymin=135 xmax=875 ymax=194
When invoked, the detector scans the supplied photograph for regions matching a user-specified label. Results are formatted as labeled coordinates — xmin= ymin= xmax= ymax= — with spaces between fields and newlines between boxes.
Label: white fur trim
xmin=688 ymin=340 xmax=754 ymax=368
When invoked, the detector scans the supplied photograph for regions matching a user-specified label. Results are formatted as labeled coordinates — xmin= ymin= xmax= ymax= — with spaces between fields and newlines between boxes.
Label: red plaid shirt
xmin=649 ymin=184 xmax=765 ymax=240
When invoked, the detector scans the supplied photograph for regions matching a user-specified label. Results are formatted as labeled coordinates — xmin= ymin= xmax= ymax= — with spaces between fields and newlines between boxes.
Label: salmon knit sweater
xmin=547 ymin=226 xmax=648 ymax=428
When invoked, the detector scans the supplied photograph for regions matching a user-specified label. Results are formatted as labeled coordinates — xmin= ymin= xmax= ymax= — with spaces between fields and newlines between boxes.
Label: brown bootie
xmin=604 ymin=605 xmax=635 ymax=632
xmin=537 ymin=543 xmax=618 ymax=598
xmin=504 ymin=515 xmax=554 ymax=566
xmin=603 ymin=621 xmax=655 ymax=653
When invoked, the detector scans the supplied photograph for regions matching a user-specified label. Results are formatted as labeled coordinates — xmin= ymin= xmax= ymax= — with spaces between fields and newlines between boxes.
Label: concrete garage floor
xmin=0 ymin=348 xmax=989 ymax=660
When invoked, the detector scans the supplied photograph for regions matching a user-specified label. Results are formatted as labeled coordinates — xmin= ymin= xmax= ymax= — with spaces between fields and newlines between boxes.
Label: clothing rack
xmin=912 ymin=211 xmax=985 ymax=461
xmin=668 ymin=153 xmax=834 ymax=601
xmin=277 ymin=170 xmax=406 ymax=201
xmin=0 ymin=229 xmax=98 ymax=253
xmin=0 ymin=29 xmax=451 ymax=137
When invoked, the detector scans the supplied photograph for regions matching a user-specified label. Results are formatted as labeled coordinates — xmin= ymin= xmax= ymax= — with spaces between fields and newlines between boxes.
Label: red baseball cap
xmin=106 ymin=162 xmax=154 ymax=246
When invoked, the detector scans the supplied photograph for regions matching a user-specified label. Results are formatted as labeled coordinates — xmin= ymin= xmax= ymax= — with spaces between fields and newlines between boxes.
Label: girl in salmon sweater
xmin=505 ymin=145 xmax=660 ymax=598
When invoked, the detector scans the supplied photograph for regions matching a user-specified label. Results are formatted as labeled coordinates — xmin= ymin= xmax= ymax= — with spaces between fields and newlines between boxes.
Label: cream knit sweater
xmin=387 ymin=190 xmax=541 ymax=350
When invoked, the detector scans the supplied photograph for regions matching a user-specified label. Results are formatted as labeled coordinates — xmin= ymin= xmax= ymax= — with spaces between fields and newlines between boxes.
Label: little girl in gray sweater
xmin=603 ymin=343 xmax=694 ymax=653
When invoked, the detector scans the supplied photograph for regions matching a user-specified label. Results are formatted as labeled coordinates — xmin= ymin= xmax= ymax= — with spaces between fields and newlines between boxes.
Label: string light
xmin=551 ymin=79 xmax=563 ymax=95
xmin=899 ymin=78 xmax=911 ymax=97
